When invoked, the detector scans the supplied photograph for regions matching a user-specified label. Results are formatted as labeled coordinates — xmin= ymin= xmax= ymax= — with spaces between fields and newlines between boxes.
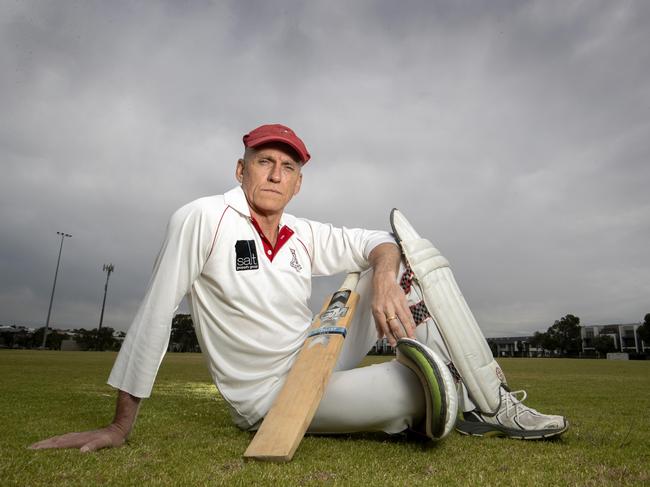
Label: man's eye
xmin=283 ymin=164 xmax=295 ymax=171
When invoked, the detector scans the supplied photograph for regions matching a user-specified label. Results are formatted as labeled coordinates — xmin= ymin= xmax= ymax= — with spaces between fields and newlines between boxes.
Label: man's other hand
xmin=29 ymin=390 xmax=140 ymax=453
xmin=369 ymin=243 xmax=417 ymax=346
xmin=28 ymin=424 xmax=127 ymax=452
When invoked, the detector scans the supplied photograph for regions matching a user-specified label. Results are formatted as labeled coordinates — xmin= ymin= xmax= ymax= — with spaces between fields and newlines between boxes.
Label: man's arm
xmin=368 ymin=242 xmax=416 ymax=346
xmin=29 ymin=390 xmax=141 ymax=452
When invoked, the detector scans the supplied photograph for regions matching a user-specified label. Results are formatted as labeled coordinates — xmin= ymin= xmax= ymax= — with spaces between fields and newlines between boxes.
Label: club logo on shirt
xmin=289 ymin=248 xmax=302 ymax=272
xmin=235 ymin=240 xmax=259 ymax=271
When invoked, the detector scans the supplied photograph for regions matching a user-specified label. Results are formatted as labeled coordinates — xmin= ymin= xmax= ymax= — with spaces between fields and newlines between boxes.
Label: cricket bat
xmin=243 ymin=272 xmax=361 ymax=462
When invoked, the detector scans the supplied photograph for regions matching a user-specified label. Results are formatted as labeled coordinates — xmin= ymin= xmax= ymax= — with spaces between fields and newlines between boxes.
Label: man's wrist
xmin=369 ymin=242 xmax=401 ymax=276
xmin=372 ymin=268 xmax=398 ymax=280
xmin=107 ymin=421 xmax=129 ymax=439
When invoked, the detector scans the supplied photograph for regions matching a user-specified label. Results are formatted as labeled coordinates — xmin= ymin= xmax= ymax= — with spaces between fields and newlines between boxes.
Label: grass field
xmin=1 ymin=351 xmax=649 ymax=486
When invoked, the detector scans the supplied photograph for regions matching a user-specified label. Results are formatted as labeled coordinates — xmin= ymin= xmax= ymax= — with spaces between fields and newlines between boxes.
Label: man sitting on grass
xmin=30 ymin=124 xmax=568 ymax=453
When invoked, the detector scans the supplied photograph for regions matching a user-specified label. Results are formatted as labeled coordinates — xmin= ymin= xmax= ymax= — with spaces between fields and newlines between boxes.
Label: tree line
xmin=0 ymin=326 xmax=126 ymax=351
xmin=0 ymin=315 xmax=198 ymax=352
xmin=4 ymin=313 xmax=648 ymax=355
xmin=528 ymin=313 xmax=650 ymax=356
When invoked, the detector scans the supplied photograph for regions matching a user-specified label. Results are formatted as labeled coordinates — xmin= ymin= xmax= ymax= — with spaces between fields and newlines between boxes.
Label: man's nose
xmin=268 ymin=163 xmax=282 ymax=182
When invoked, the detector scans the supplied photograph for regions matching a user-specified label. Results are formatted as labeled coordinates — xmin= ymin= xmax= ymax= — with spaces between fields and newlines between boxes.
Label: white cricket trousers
xmin=308 ymin=266 xmax=475 ymax=435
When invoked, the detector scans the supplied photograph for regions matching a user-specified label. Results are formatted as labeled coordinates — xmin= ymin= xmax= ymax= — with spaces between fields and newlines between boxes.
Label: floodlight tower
xmin=42 ymin=231 xmax=72 ymax=348
xmin=98 ymin=263 xmax=115 ymax=330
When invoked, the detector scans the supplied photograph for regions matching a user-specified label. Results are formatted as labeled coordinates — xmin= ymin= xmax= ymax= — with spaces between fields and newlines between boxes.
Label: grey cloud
xmin=1 ymin=1 xmax=648 ymax=336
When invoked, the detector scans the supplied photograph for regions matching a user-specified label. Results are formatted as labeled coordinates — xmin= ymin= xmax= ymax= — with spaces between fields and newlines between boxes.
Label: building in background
xmin=580 ymin=323 xmax=648 ymax=355
xmin=485 ymin=323 xmax=648 ymax=358
xmin=370 ymin=337 xmax=395 ymax=355
xmin=486 ymin=336 xmax=542 ymax=358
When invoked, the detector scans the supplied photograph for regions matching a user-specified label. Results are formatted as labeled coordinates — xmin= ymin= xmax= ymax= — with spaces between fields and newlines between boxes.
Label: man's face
xmin=236 ymin=143 xmax=303 ymax=218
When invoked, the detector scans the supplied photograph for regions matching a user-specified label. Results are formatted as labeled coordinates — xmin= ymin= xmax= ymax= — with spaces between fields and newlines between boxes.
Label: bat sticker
xmin=319 ymin=307 xmax=348 ymax=322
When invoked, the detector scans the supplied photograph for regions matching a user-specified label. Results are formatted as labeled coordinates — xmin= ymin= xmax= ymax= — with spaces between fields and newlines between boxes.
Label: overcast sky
xmin=1 ymin=1 xmax=648 ymax=337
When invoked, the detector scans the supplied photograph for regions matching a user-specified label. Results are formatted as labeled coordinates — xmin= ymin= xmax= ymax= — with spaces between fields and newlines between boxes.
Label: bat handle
xmin=339 ymin=272 xmax=360 ymax=292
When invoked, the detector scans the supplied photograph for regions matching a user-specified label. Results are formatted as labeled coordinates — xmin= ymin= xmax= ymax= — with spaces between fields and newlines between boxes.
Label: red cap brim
xmin=246 ymin=135 xmax=310 ymax=163
xmin=243 ymin=124 xmax=311 ymax=163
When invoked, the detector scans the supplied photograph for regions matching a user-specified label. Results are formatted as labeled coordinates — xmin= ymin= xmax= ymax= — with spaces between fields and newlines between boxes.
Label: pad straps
xmin=400 ymin=262 xmax=432 ymax=325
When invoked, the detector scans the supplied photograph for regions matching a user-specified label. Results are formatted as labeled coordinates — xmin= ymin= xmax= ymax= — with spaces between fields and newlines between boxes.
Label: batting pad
xmin=391 ymin=209 xmax=504 ymax=414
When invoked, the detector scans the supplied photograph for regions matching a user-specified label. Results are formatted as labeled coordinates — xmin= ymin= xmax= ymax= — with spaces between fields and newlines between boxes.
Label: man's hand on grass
xmin=29 ymin=389 xmax=141 ymax=452
xmin=28 ymin=423 xmax=128 ymax=452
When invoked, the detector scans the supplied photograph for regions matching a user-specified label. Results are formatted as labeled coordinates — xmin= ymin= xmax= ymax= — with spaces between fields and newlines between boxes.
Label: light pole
xmin=98 ymin=263 xmax=114 ymax=331
xmin=42 ymin=231 xmax=72 ymax=348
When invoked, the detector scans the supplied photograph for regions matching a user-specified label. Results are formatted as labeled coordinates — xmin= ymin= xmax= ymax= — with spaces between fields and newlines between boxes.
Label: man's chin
xmin=255 ymin=200 xmax=287 ymax=215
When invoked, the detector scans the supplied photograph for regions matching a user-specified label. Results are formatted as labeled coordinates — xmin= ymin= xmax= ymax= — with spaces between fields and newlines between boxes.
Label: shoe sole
xmin=455 ymin=419 xmax=569 ymax=440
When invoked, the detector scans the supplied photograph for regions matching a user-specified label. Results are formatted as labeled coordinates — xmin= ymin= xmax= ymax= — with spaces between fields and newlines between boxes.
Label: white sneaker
xmin=456 ymin=386 xmax=568 ymax=439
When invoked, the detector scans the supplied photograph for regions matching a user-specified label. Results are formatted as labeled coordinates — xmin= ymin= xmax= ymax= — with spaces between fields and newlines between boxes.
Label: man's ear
xmin=235 ymin=159 xmax=245 ymax=183
xmin=293 ymin=172 xmax=303 ymax=196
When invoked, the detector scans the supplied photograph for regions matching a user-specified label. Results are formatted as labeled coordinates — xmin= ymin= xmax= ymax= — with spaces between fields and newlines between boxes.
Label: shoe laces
xmin=501 ymin=388 xmax=535 ymax=421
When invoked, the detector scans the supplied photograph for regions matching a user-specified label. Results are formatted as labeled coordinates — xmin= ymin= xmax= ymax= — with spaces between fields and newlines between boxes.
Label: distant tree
xmin=170 ymin=314 xmax=199 ymax=352
xmin=32 ymin=327 xmax=65 ymax=350
xmin=528 ymin=331 xmax=546 ymax=356
xmin=546 ymin=314 xmax=581 ymax=356
xmin=0 ymin=330 xmax=14 ymax=348
xmin=96 ymin=327 xmax=119 ymax=351
xmin=541 ymin=332 xmax=560 ymax=355
xmin=638 ymin=313 xmax=650 ymax=345
xmin=12 ymin=329 xmax=34 ymax=349
xmin=74 ymin=327 xmax=118 ymax=351
xmin=592 ymin=335 xmax=616 ymax=357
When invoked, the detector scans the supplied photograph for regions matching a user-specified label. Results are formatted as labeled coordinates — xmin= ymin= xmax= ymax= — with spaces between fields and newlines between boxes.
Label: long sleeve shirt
xmin=108 ymin=185 xmax=394 ymax=428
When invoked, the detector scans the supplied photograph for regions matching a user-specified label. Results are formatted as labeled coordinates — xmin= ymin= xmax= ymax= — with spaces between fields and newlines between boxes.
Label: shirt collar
xmin=224 ymin=185 xmax=251 ymax=217
xmin=223 ymin=185 xmax=297 ymax=228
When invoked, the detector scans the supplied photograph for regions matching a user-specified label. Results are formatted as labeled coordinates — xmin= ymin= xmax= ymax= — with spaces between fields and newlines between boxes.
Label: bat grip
xmin=339 ymin=272 xmax=360 ymax=292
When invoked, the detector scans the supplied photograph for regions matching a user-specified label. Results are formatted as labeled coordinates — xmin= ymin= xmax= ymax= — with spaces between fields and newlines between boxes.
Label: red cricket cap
xmin=243 ymin=124 xmax=311 ymax=163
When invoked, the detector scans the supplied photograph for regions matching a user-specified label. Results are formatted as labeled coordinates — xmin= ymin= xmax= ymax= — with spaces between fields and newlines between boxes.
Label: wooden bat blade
xmin=243 ymin=272 xmax=360 ymax=461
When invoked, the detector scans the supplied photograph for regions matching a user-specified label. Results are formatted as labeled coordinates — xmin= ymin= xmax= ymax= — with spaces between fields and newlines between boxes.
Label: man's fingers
xmin=380 ymin=311 xmax=406 ymax=346
xmin=385 ymin=307 xmax=415 ymax=340
xmin=393 ymin=291 xmax=416 ymax=336
xmin=372 ymin=308 xmax=397 ymax=345
xmin=29 ymin=429 xmax=122 ymax=452
xmin=389 ymin=313 xmax=410 ymax=341
xmin=28 ymin=439 xmax=48 ymax=449
xmin=80 ymin=437 xmax=111 ymax=453
xmin=371 ymin=275 xmax=419 ymax=345
xmin=28 ymin=440 xmax=48 ymax=450
xmin=397 ymin=305 xmax=416 ymax=338
xmin=29 ymin=433 xmax=83 ymax=450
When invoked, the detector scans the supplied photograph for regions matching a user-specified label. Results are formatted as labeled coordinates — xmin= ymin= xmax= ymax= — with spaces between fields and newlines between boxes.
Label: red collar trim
xmin=250 ymin=217 xmax=294 ymax=262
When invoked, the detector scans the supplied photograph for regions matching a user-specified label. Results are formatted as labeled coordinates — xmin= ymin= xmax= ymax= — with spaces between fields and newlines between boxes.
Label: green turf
xmin=1 ymin=351 xmax=649 ymax=486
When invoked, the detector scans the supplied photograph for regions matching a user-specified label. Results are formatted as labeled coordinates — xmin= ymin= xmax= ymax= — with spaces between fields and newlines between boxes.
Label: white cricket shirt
xmin=108 ymin=185 xmax=393 ymax=428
